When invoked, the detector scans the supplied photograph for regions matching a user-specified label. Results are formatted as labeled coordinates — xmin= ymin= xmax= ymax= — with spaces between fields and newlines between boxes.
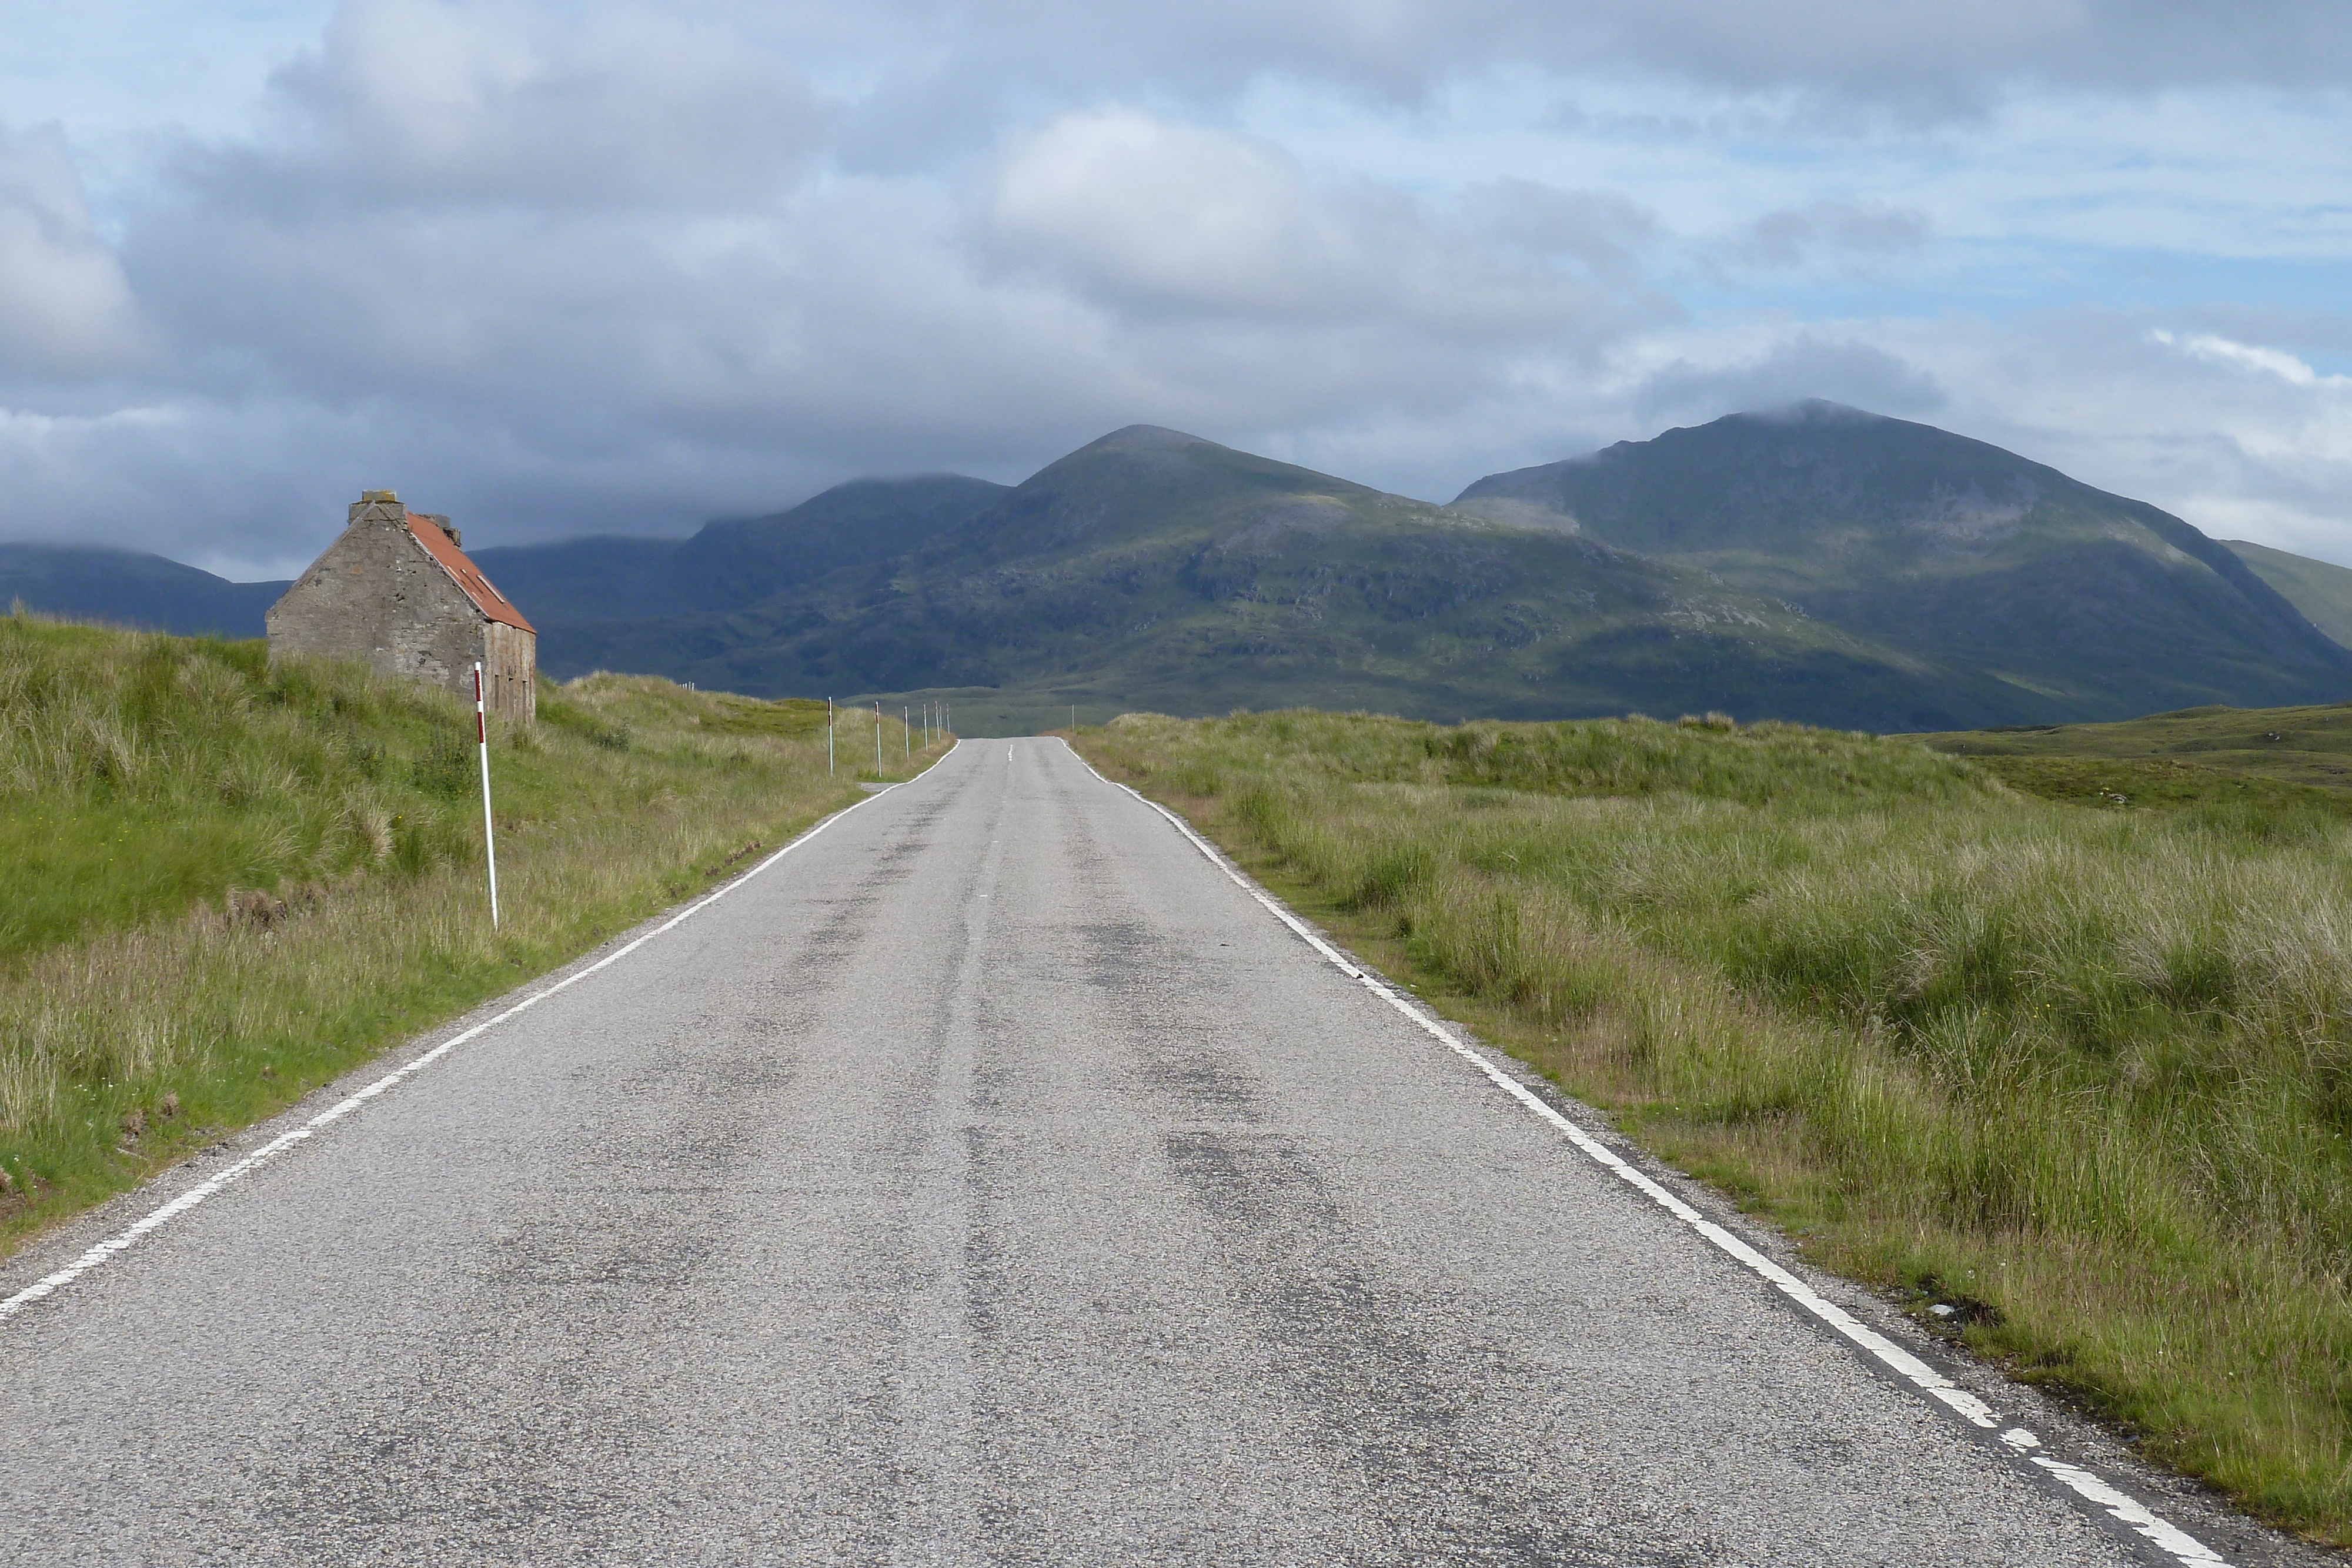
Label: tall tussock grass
xmin=1082 ymin=708 xmax=2352 ymax=1540
xmin=0 ymin=613 xmax=934 ymax=1252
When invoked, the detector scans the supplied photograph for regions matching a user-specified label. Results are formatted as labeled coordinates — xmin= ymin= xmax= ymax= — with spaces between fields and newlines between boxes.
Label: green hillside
xmin=472 ymin=474 xmax=1008 ymax=630
xmin=554 ymin=426 xmax=2037 ymax=733
xmin=0 ymin=611 xmax=940 ymax=1255
xmin=2223 ymin=538 xmax=2352 ymax=649
xmin=1455 ymin=402 xmax=2352 ymax=721
xmin=0 ymin=543 xmax=285 ymax=638
xmin=1913 ymin=697 xmax=2352 ymax=817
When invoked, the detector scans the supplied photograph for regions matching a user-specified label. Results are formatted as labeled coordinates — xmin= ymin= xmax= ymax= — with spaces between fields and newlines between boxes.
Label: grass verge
xmin=0 ymin=613 xmax=946 ymax=1258
xmin=1074 ymin=708 xmax=2352 ymax=1543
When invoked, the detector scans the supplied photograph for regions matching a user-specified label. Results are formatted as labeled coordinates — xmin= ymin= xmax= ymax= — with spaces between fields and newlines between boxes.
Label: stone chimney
xmin=419 ymin=513 xmax=461 ymax=548
xmin=349 ymin=489 xmax=403 ymax=528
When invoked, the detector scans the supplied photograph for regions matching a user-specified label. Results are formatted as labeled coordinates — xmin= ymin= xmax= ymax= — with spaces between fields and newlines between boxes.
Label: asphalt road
xmin=0 ymin=738 xmax=2247 ymax=1564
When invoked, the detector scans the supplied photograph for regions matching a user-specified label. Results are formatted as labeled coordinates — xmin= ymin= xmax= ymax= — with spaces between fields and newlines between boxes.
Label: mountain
xmin=547 ymin=424 xmax=2046 ymax=731
xmin=2220 ymin=539 xmax=2352 ymax=650
xmin=0 ymin=544 xmax=288 ymax=638
xmin=0 ymin=475 xmax=1006 ymax=660
xmin=1454 ymin=402 xmax=2352 ymax=721
xmin=470 ymin=474 xmax=1009 ymax=631
xmin=13 ymin=410 xmax=2346 ymax=734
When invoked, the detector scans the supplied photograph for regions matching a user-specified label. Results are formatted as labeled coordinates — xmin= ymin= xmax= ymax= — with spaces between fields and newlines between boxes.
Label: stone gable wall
xmin=268 ymin=494 xmax=537 ymax=721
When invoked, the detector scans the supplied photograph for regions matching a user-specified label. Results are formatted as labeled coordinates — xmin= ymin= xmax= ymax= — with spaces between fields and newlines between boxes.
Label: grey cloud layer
xmin=1 ymin=0 xmax=2349 ymax=574
xmin=834 ymin=0 xmax=2352 ymax=109
xmin=0 ymin=125 xmax=143 ymax=377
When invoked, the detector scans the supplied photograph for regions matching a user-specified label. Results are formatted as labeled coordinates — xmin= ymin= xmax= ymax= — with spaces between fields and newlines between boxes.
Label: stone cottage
xmin=268 ymin=490 xmax=537 ymax=722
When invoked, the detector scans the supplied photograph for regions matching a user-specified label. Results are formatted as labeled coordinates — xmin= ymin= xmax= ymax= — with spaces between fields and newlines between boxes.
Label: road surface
xmin=0 ymin=739 xmax=2250 ymax=1564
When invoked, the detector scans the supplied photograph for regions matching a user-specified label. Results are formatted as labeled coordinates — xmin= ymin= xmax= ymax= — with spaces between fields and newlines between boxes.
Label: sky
xmin=2 ymin=1 xmax=2350 ymax=579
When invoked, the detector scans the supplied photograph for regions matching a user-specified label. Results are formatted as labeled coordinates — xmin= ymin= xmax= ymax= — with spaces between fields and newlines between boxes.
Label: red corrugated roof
xmin=406 ymin=513 xmax=534 ymax=633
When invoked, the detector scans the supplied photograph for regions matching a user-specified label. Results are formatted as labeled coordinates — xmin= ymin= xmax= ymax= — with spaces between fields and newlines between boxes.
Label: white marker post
xmin=473 ymin=662 xmax=500 ymax=930
xmin=827 ymin=697 xmax=835 ymax=776
xmin=874 ymin=701 xmax=883 ymax=774
xmin=904 ymin=706 xmax=912 ymax=765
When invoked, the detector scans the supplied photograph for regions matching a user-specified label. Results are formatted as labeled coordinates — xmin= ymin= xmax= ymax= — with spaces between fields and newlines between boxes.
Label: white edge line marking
xmin=1065 ymin=741 xmax=2229 ymax=1568
xmin=1 ymin=743 xmax=956 ymax=1325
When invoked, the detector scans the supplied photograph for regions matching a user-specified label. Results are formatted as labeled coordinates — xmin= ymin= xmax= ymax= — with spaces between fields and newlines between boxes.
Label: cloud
xmin=2151 ymin=329 xmax=2352 ymax=390
xmin=0 ymin=125 xmax=143 ymax=377
xmin=877 ymin=1 xmax=2352 ymax=121
xmin=821 ymin=1 xmax=2352 ymax=117
xmin=988 ymin=111 xmax=1392 ymax=319
xmin=22 ymin=60 xmax=1678 ymax=563
xmin=1632 ymin=335 xmax=1947 ymax=424
xmin=217 ymin=0 xmax=828 ymax=209
xmin=4 ymin=0 xmax=2352 ymax=578
xmin=1720 ymin=198 xmax=1930 ymax=271
xmin=987 ymin=110 xmax=1661 ymax=340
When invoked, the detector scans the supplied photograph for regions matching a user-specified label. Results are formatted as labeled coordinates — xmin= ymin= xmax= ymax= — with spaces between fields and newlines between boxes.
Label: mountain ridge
xmin=1452 ymin=401 xmax=2352 ymax=720
xmin=544 ymin=422 xmax=2122 ymax=731
xmin=6 ymin=406 xmax=2346 ymax=733
xmin=2220 ymin=538 xmax=2352 ymax=650
xmin=0 ymin=544 xmax=290 ymax=640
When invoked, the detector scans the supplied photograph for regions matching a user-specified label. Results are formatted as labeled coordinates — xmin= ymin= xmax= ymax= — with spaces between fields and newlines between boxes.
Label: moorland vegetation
xmin=1078 ymin=707 xmax=2352 ymax=1540
xmin=0 ymin=612 xmax=940 ymax=1252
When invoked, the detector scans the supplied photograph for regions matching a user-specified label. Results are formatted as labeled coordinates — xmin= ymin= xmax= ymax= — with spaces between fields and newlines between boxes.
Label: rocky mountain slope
xmin=9 ymin=407 xmax=2348 ymax=732
xmin=550 ymin=424 xmax=2034 ymax=730
xmin=1453 ymin=402 xmax=2352 ymax=721
xmin=2220 ymin=538 xmax=2352 ymax=650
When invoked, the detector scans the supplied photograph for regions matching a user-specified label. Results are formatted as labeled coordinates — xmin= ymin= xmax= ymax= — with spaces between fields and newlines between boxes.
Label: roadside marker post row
xmin=0 ymin=750 xmax=954 ymax=1328
xmin=1066 ymin=740 xmax=2230 ymax=1568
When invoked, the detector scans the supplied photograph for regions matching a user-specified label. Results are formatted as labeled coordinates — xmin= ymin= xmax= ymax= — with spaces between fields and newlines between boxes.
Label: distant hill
xmin=1912 ymin=698 xmax=2352 ymax=821
xmin=2220 ymin=539 xmax=2352 ymax=650
xmin=0 ymin=475 xmax=1005 ymax=654
xmin=0 ymin=544 xmax=287 ymax=638
xmin=470 ymin=474 xmax=1008 ymax=630
xmin=15 ymin=409 xmax=2350 ymax=734
xmin=549 ymin=424 xmax=2052 ymax=731
xmin=1918 ymin=698 xmax=2352 ymax=790
xmin=1455 ymin=402 xmax=2352 ymax=721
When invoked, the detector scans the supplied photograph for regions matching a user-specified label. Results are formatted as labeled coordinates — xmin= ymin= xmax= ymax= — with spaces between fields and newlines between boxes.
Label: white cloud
xmin=230 ymin=0 xmax=828 ymax=209
xmin=2153 ymin=329 xmax=2351 ymax=389
xmin=1719 ymin=198 xmax=1930 ymax=272
xmin=987 ymin=109 xmax=1658 ymax=341
xmin=0 ymin=125 xmax=143 ymax=376
xmin=1631 ymin=335 xmax=1946 ymax=424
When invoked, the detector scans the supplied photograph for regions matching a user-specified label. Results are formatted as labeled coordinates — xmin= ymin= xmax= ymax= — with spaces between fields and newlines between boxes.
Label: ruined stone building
xmin=267 ymin=490 xmax=537 ymax=721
